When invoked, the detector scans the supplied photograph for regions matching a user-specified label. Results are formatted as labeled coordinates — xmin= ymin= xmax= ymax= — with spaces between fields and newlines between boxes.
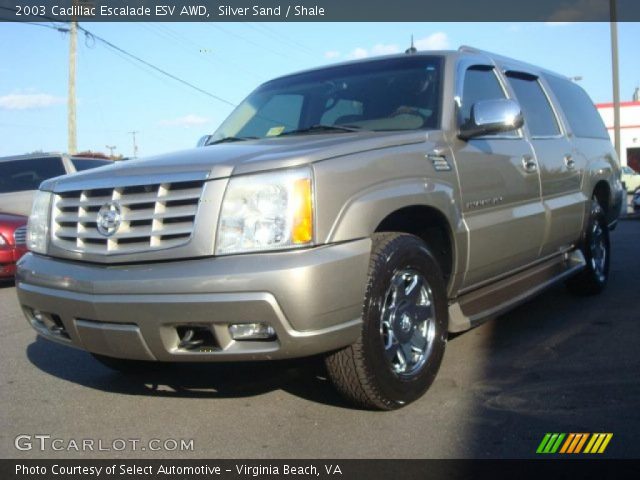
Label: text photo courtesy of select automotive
xmin=1 ymin=13 xmax=640 ymax=467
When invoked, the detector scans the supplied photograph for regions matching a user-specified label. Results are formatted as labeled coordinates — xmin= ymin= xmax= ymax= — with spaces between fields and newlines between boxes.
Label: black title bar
xmin=3 ymin=459 xmax=640 ymax=480
xmin=1 ymin=0 xmax=640 ymax=22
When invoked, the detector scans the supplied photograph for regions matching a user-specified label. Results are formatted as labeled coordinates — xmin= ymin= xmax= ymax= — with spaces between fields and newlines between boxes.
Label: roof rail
xmin=458 ymin=45 xmax=481 ymax=54
xmin=457 ymin=45 xmax=569 ymax=81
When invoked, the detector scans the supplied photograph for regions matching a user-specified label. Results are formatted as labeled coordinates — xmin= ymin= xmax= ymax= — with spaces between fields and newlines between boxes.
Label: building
xmin=596 ymin=93 xmax=640 ymax=171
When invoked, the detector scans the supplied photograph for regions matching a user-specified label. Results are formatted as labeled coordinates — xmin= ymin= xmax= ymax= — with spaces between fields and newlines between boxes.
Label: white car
xmin=0 ymin=153 xmax=112 ymax=216
xmin=633 ymin=188 xmax=640 ymax=213
xmin=621 ymin=166 xmax=640 ymax=193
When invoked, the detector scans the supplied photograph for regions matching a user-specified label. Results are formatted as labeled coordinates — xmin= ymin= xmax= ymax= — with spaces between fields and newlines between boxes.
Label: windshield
xmin=209 ymin=56 xmax=443 ymax=143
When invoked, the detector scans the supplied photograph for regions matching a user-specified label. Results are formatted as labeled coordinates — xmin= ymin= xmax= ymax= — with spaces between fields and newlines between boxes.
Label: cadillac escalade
xmin=16 ymin=47 xmax=624 ymax=409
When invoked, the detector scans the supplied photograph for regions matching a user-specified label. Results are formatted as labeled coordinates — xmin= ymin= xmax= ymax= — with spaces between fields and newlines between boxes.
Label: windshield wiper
xmin=279 ymin=124 xmax=366 ymax=136
xmin=207 ymin=136 xmax=258 ymax=145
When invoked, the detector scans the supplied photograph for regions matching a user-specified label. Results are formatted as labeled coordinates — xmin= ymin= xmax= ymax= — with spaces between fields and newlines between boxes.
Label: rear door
xmin=452 ymin=63 xmax=545 ymax=288
xmin=503 ymin=70 xmax=584 ymax=255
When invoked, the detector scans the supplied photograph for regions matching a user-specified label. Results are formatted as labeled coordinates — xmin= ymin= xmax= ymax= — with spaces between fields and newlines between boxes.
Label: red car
xmin=0 ymin=213 xmax=28 ymax=279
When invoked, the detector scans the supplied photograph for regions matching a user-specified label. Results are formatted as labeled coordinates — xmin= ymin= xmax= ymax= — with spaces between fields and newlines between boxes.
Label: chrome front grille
xmin=52 ymin=180 xmax=203 ymax=254
xmin=14 ymin=226 xmax=27 ymax=245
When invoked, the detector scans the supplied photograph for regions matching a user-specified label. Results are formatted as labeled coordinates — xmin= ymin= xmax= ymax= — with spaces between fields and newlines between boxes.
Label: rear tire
xmin=566 ymin=198 xmax=610 ymax=295
xmin=325 ymin=233 xmax=448 ymax=410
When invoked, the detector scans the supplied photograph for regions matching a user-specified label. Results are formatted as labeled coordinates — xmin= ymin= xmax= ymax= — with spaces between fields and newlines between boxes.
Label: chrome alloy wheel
xmin=380 ymin=269 xmax=436 ymax=377
xmin=590 ymin=221 xmax=607 ymax=282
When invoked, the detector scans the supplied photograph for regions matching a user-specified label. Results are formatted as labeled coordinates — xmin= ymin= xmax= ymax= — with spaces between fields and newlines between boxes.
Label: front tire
xmin=566 ymin=198 xmax=610 ymax=295
xmin=325 ymin=233 xmax=448 ymax=410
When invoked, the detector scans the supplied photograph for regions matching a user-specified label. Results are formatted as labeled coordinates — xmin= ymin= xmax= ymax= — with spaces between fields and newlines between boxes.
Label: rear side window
xmin=460 ymin=66 xmax=507 ymax=126
xmin=544 ymin=75 xmax=609 ymax=139
xmin=71 ymin=158 xmax=112 ymax=171
xmin=0 ymin=157 xmax=66 ymax=193
xmin=506 ymin=73 xmax=560 ymax=137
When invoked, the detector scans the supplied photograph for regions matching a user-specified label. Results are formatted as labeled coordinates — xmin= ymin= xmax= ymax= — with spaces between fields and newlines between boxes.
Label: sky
xmin=1 ymin=21 xmax=639 ymax=158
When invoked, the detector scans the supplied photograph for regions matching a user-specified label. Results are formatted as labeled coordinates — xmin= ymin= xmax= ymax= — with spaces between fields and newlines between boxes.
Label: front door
xmin=453 ymin=64 xmax=545 ymax=288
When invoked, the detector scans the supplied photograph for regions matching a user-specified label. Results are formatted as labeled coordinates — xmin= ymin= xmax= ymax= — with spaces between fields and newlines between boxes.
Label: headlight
xmin=216 ymin=167 xmax=314 ymax=255
xmin=27 ymin=190 xmax=52 ymax=254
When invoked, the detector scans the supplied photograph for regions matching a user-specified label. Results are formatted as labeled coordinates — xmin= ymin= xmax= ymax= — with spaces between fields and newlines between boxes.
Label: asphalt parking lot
xmin=1 ymin=219 xmax=638 ymax=459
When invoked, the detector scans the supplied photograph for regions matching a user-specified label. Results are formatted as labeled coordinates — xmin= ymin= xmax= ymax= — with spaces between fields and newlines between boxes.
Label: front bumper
xmin=16 ymin=239 xmax=371 ymax=361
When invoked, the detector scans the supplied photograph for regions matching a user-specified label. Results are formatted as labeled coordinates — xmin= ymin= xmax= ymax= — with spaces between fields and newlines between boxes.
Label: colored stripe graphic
xmin=536 ymin=433 xmax=565 ymax=454
xmin=584 ymin=433 xmax=613 ymax=454
xmin=574 ymin=433 xmax=589 ymax=453
xmin=536 ymin=434 xmax=552 ymax=454
xmin=559 ymin=433 xmax=575 ymax=454
xmin=538 ymin=433 xmax=612 ymax=454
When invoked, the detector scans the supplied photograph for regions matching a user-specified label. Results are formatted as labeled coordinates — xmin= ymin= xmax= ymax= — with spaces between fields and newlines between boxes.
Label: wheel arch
xmin=592 ymin=180 xmax=611 ymax=216
xmin=325 ymin=178 xmax=461 ymax=287
xmin=374 ymin=205 xmax=455 ymax=284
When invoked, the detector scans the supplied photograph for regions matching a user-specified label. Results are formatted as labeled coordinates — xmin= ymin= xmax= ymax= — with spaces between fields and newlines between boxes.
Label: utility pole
xmin=610 ymin=0 xmax=621 ymax=160
xmin=68 ymin=19 xmax=78 ymax=154
xmin=128 ymin=131 xmax=139 ymax=158
xmin=105 ymin=145 xmax=117 ymax=159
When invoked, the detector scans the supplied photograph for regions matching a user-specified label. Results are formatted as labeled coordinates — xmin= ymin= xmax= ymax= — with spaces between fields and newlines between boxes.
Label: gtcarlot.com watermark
xmin=15 ymin=434 xmax=194 ymax=452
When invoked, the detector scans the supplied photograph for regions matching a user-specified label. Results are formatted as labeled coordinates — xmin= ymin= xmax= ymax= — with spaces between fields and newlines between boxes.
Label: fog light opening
xmin=229 ymin=323 xmax=277 ymax=341
xmin=48 ymin=313 xmax=68 ymax=337
xmin=27 ymin=309 xmax=69 ymax=338
xmin=176 ymin=326 xmax=218 ymax=351
xmin=28 ymin=308 xmax=45 ymax=327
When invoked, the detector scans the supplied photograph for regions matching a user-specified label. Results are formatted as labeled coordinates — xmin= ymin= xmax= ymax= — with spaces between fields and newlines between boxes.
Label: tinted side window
xmin=506 ymin=73 xmax=560 ymax=137
xmin=461 ymin=67 xmax=506 ymax=125
xmin=544 ymin=75 xmax=609 ymax=139
xmin=71 ymin=158 xmax=112 ymax=171
xmin=0 ymin=157 xmax=66 ymax=194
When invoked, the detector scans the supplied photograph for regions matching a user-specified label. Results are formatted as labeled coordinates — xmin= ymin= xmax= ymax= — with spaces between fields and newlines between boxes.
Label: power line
xmin=242 ymin=23 xmax=317 ymax=56
xmin=206 ymin=23 xmax=301 ymax=62
xmin=142 ymin=23 xmax=265 ymax=83
xmin=22 ymin=21 xmax=69 ymax=33
xmin=5 ymin=12 xmax=239 ymax=109
xmin=76 ymin=25 xmax=237 ymax=108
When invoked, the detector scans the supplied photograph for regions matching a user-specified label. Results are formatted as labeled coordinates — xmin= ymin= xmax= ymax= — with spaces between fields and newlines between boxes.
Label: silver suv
xmin=16 ymin=47 xmax=624 ymax=409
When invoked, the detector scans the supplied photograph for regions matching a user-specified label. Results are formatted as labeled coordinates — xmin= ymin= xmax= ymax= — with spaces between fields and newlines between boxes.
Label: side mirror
xmin=459 ymin=99 xmax=524 ymax=140
xmin=196 ymin=135 xmax=212 ymax=147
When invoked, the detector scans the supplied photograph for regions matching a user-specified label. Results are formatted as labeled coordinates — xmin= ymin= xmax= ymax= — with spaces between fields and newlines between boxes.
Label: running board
xmin=448 ymin=250 xmax=586 ymax=333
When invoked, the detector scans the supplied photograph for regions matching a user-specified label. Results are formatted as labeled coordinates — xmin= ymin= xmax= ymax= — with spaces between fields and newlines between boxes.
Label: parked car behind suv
xmin=0 ymin=213 xmax=27 ymax=279
xmin=621 ymin=165 xmax=640 ymax=193
xmin=16 ymin=47 xmax=623 ymax=409
xmin=0 ymin=153 xmax=112 ymax=216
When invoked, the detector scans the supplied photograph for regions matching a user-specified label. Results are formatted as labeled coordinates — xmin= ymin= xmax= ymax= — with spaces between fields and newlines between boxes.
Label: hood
xmin=42 ymin=131 xmax=428 ymax=192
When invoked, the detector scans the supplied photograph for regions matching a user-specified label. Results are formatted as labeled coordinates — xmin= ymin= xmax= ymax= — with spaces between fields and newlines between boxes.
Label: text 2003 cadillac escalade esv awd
xmin=17 ymin=47 xmax=623 ymax=409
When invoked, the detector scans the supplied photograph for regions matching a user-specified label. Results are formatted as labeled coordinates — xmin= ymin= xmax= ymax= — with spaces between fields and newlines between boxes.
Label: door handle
xmin=521 ymin=155 xmax=537 ymax=173
xmin=564 ymin=155 xmax=576 ymax=170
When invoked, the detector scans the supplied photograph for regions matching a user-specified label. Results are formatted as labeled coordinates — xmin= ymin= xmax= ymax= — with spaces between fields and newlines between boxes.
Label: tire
xmin=566 ymin=198 xmax=610 ymax=295
xmin=325 ymin=233 xmax=448 ymax=410
xmin=91 ymin=353 xmax=164 ymax=374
